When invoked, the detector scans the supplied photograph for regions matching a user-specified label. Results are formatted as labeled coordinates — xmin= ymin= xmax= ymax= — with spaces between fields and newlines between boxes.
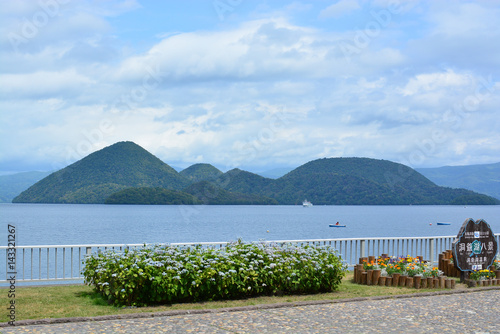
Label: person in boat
xmin=335 ymin=222 xmax=339 ymax=225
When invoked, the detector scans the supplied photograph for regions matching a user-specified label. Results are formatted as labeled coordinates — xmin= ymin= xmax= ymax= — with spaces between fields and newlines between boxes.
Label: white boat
xmin=302 ymin=199 xmax=313 ymax=207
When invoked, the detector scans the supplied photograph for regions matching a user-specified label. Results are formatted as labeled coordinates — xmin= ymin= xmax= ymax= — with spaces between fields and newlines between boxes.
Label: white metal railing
xmin=1 ymin=234 xmax=499 ymax=284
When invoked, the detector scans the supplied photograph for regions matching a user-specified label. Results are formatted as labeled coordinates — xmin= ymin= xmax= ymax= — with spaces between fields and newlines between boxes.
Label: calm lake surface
xmin=1 ymin=204 xmax=499 ymax=246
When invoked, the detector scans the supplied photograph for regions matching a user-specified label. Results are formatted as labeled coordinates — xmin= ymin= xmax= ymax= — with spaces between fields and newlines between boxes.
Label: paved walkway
xmin=1 ymin=289 xmax=499 ymax=333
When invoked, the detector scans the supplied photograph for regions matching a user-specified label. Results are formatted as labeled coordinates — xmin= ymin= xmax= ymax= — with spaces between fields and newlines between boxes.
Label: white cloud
xmin=0 ymin=69 xmax=94 ymax=99
xmin=111 ymin=18 xmax=333 ymax=84
xmin=1 ymin=1 xmax=499 ymax=173
xmin=401 ymin=70 xmax=472 ymax=96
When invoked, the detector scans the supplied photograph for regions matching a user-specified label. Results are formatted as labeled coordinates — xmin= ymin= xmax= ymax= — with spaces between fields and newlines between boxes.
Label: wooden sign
xmin=452 ymin=218 xmax=498 ymax=271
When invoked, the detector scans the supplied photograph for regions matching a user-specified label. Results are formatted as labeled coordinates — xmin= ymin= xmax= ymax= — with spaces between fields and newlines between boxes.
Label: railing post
xmin=47 ymin=248 xmax=49 ymax=280
xmin=86 ymin=247 xmax=92 ymax=256
xmin=429 ymin=238 xmax=435 ymax=265
xmin=360 ymin=239 xmax=366 ymax=259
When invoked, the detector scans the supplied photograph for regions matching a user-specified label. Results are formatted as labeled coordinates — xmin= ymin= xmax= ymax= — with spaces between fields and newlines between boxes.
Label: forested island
xmin=13 ymin=141 xmax=500 ymax=205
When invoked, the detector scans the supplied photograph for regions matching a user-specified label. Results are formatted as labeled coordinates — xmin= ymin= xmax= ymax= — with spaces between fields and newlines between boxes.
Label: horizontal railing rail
xmin=2 ymin=234 xmax=499 ymax=284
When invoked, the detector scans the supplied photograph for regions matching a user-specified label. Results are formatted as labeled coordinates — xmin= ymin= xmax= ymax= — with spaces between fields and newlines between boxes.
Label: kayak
xmin=329 ymin=224 xmax=346 ymax=227
xmin=436 ymin=222 xmax=451 ymax=225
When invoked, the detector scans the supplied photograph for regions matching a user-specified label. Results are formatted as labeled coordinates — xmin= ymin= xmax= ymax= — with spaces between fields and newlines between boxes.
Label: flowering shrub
xmin=82 ymin=241 xmax=348 ymax=306
xmin=470 ymin=269 xmax=495 ymax=281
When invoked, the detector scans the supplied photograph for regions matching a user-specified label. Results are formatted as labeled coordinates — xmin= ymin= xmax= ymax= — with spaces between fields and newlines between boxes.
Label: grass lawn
xmin=0 ymin=272 xmax=465 ymax=323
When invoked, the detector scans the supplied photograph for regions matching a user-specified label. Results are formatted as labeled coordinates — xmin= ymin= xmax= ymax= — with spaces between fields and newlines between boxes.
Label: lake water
xmin=1 ymin=204 xmax=499 ymax=246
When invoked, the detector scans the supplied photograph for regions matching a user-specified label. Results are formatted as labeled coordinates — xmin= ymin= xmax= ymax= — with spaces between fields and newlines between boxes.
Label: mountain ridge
xmin=13 ymin=141 xmax=189 ymax=203
xmin=11 ymin=141 xmax=500 ymax=205
xmin=417 ymin=162 xmax=500 ymax=200
xmin=213 ymin=157 xmax=498 ymax=205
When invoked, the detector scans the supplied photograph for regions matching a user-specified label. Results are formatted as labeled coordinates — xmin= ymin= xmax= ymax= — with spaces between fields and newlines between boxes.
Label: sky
xmin=1 ymin=0 xmax=499 ymax=174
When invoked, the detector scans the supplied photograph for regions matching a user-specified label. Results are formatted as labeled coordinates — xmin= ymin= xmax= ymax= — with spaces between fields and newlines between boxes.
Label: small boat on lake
xmin=329 ymin=223 xmax=346 ymax=227
xmin=302 ymin=199 xmax=313 ymax=207
xmin=436 ymin=222 xmax=451 ymax=225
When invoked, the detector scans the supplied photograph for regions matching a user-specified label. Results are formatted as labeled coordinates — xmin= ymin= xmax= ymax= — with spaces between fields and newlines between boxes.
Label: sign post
xmin=452 ymin=218 xmax=498 ymax=282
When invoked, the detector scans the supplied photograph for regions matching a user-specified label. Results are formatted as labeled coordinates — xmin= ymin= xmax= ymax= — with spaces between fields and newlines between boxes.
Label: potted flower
xmin=377 ymin=256 xmax=390 ymax=268
xmin=377 ymin=269 xmax=387 ymax=286
xmin=385 ymin=262 xmax=404 ymax=287
xmin=470 ymin=269 xmax=495 ymax=280
xmin=406 ymin=264 xmax=422 ymax=288
xmin=469 ymin=269 xmax=495 ymax=287
xmin=362 ymin=259 xmax=378 ymax=285
xmin=380 ymin=267 xmax=393 ymax=286
xmin=494 ymin=254 xmax=500 ymax=279
xmin=362 ymin=258 xmax=377 ymax=271
xmin=422 ymin=264 xmax=441 ymax=288
xmin=406 ymin=262 xmax=423 ymax=277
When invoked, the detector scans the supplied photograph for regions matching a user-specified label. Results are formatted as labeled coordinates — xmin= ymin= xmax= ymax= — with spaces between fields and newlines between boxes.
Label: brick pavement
xmin=1 ymin=288 xmax=499 ymax=333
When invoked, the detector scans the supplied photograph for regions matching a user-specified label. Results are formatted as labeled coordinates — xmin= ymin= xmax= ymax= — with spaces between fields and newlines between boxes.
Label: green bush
xmin=82 ymin=241 xmax=348 ymax=306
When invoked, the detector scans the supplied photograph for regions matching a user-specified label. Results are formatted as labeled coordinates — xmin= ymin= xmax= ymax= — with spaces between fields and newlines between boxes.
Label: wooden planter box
xmin=366 ymin=270 xmax=373 ymax=285
xmin=353 ymin=256 xmax=457 ymax=290
xmin=385 ymin=276 xmax=392 ymax=286
xmin=392 ymin=273 xmax=400 ymax=287
xmin=413 ymin=276 xmax=422 ymax=289
xmin=405 ymin=277 xmax=413 ymax=288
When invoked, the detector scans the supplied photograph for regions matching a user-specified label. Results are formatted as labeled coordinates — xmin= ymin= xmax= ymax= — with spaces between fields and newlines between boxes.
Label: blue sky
xmin=1 ymin=0 xmax=499 ymax=174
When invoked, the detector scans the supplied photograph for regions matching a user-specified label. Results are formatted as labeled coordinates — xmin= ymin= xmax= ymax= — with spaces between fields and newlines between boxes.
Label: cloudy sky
xmin=1 ymin=0 xmax=499 ymax=174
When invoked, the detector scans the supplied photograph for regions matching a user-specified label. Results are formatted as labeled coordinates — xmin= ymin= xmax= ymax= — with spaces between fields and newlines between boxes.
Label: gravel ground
xmin=1 ymin=288 xmax=499 ymax=333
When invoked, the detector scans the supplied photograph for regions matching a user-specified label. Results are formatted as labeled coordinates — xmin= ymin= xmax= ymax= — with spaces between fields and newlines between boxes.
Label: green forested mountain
xmin=417 ymin=162 xmax=500 ymax=200
xmin=13 ymin=141 xmax=190 ymax=203
xmin=277 ymin=158 xmax=499 ymax=205
xmin=215 ymin=158 xmax=499 ymax=205
xmin=105 ymin=182 xmax=277 ymax=205
xmin=105 ymin=187 xmax=200 ymax=205
xmin=184 ymin=181 xmax=278 ymax=205
xmin=216 ymin=169 xmax=274 ymax=194
xmin=11 ymin=142 xmax=499 ymax=205
xmin=180 ymin=163 xmax=223 ymax=183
